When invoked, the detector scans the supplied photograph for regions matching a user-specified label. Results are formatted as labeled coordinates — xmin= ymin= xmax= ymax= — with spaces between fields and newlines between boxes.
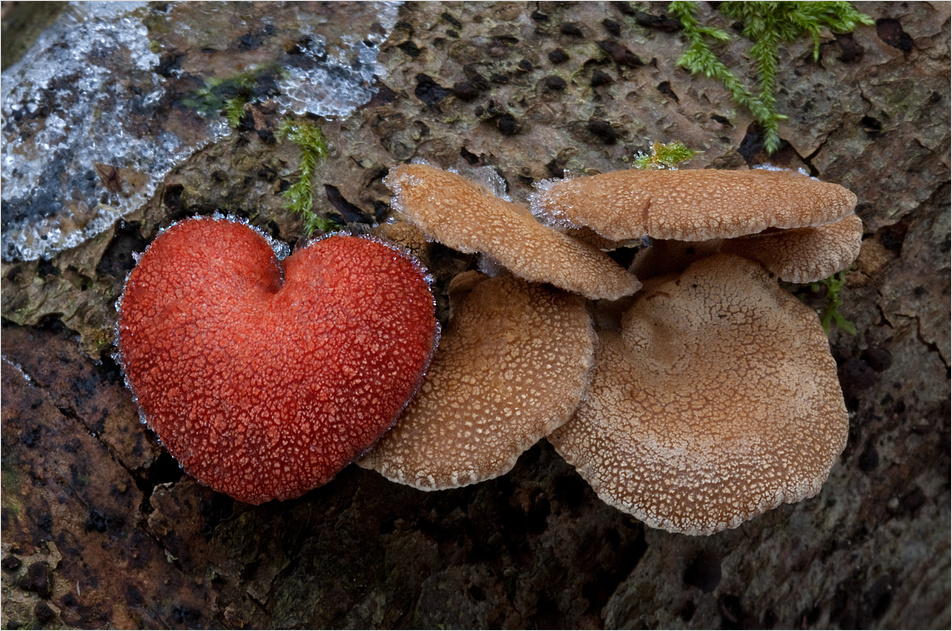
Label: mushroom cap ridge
xmin=531 ymin=168 xmax=858 ymax=242
xmin=548 ymin=254 xmax=849 ymax=535
xmin=631 ymin=214 xmax=864 ymax=284
xmin=360 ymin=273 xmax=596 ymax=490
xmin=117 ymin=216 xmax=439 ymax=504
xmin=721 ymin=213 xmax=863 ymax=283
xmin=386 ymin=163 xmax=642 ymax=301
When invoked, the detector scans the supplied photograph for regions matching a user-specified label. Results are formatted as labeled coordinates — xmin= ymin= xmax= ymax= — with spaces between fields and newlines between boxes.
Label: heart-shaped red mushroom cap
xmin=117 ymin=216 xmax=438 ymax=504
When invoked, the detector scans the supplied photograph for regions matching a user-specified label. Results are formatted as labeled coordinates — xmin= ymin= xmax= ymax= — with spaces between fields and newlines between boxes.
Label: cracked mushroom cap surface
xmin=548 ymin=254 xmax=849 ymax=535
xmin=385 ymin=163 xmax=641 ymax=300
xmin=360 ymin=273 xmax=596 ymax=490
xmin=631 ymin=213 xmax=864 ymax=284
xmin=531 ymin=168 xmax=857 ymax=242
xmin=721 ymin=213 xmax=864 ymax=283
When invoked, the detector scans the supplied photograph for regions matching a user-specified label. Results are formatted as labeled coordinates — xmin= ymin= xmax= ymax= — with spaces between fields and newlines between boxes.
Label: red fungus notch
xmin=117 ymin=216 xmax=438 ymax=504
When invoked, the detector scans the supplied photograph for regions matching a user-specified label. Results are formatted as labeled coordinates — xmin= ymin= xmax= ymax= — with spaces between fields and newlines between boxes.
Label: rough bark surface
xmin=2 ymin=2 xmax=949 ymax=629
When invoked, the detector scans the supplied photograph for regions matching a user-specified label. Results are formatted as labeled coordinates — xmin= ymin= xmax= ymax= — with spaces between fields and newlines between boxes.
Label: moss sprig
xmin=181 ymin=66 xmax=283 ymax=129
xmin=223 ymin=97 xmax=249 ymax=129
xmin=809 ymin=270 xmax=857 ymax=335
xmin=670 ymin=1 xmax=873 ymax=154
xmin=276 ymin=119 xmax=336 ymax=235
xmin=634 ymin=141 xmax=700 ymax=169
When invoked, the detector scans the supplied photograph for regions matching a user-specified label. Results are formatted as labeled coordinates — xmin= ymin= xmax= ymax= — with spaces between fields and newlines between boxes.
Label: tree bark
xmin=2 ymin=2 xmax=949 ymax=628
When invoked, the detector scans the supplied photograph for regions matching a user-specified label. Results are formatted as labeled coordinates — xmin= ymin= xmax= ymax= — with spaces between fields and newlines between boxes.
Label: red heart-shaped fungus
xmin=117 ymin=216 xmax=438 ymax=504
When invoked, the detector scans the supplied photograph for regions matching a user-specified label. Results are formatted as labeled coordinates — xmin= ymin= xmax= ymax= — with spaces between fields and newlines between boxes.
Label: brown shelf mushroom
xmin=720 ymin=213 xmax=864 ymax=283
xmin=531 ymin=168 xmax=857 ymax=242
xmin=386 ymin=163 xmax=642 ymax=301
xmin=360 ymin=273 xmax=597 ymax=490
xmin=549 ymin=254 xmax=849 ymax=535
xmin=631 ymin=214 xmax=864 ymax=285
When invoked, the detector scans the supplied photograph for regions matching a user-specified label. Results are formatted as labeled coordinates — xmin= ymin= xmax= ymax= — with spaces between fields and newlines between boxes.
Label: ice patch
xmin=452 ymin=165 xmax=512 ymax=203
xmin=1 ymin=2 xmax=228 ymax=262
xmin=528 ymin=177 xmax=581 ymax=230
xmin=275 ymin=2 xmax=399 ymax=118
xmin=1 ymin=355 xmax=34 ymax=384
xmin=753 ymin=164 xmax=817 ymax=180
xmin=1 ymin=1 xmax=401 ymax=262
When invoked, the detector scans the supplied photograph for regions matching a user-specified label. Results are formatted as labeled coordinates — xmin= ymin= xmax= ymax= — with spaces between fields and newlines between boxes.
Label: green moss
xmin=180 ymin=74 xmax=255 ymax=119
xmin=181 ymin=65 xmax=337 ymax=236
xmin=223 ymin=96 xmax=249 ymax=129
xmin=634 ymin=141 xmax=700 ymax=169
xmin=2 ymin=460 xmax=22 ymax=513
xmin=180 ymin=66 xmax=283 ymax=128
xmin=809 ymin=270 xmax=857 ymax=335
xmin=670 ymin=1 xmax=873 ymax=154
xmin=276 ymin=119 xmax=336 ymax=235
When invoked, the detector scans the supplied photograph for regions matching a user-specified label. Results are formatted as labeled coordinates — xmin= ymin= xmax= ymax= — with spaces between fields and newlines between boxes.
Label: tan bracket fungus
xmin=385 ymin=163 xmax=642 ymax=301
xmin=719 ymin=213 xmax=864 ymax=283
xmin=533 ymin=167 xmax=862 ymax=284
xmin=548 ymin=254 xmax=849 ymax=536
xmin=370 ymin=161 xmax=855 ymax=535
xmin=630 ymin=213 xmax=864 ymax=285
xmin=531 ymin=168 xmax=858 ymax=242
xmin=360 ymin=273 xmax=597 ymax=490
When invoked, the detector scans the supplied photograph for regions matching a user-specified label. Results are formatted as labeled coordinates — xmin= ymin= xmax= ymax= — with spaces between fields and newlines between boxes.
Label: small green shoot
xmin=669 ymin=1 xmax=874 ymax=154
xmin=223 ymin=96 xmax=249 ymax=129
xmin=276 ymin=119 xmax=334 ymax=235
xmin=634 ymin=141 xmax=700 ymax=170
xmin=180 ymin=73 xmax=256 ymax=120
xmin=180 ymin=66 xmax=283 ymax=128
xmin=809 ymin=270 xmax=857 ymax=335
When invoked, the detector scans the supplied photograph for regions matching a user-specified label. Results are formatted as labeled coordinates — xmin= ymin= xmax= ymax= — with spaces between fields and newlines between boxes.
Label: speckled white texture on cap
xmin=361 ymin=274 xmax=597 ymax=490
xmin=385 ymin=163 xmax=642 ymax=301
xmin=549 ymin=254 xmax=849 ymax=535
xmin=721 ymin=213 xmax=864 ymax=283
xmin=531 ymin=168 xmax=857 ymax=242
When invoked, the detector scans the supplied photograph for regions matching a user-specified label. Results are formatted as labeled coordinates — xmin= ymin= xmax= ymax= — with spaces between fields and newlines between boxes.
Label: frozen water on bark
xmin=1 ymin=2 xmax=228 ymax=261
xmin=1 ymin=1 xmax=400 ymax=262
xmin=276 ymin=3 xmax=399 ymax=117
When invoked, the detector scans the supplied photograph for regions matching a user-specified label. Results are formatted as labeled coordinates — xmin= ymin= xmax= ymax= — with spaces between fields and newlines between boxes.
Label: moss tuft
xmin=277 ymin=119 xmax=336 ymax=235
xmin=809 ymin=270 xmax=857 ymax=335
xmin=670 ymin=1 xmax=873 ymax=154
xmin=180 ymin=66 xmax=283 ymax=128
xmin=634 ymin=141 xmax=700 ymax=170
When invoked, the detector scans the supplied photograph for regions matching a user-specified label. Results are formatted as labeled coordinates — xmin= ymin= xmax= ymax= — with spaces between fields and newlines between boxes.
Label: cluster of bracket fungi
xmin=117 ymin=161 xmax=862 ymax=536
xmin=365 ymin=163 xmax=861 ymax=536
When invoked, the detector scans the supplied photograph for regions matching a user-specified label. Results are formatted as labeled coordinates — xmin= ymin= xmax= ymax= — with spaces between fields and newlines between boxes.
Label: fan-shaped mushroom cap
xmin=631 ymin=214 xmax=863 ymax=284
xmin=360 ymin=273 xmax=596 ymax=490
xmin=385 ymin=163 xmax=641 ymax=300
xmin=531 ymin=168 xmax=857 ymax=242
xmin=549 ymin=254 xmax=848 ymax=535
xmin=721 ymin=213 xmax=863 ymax=283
